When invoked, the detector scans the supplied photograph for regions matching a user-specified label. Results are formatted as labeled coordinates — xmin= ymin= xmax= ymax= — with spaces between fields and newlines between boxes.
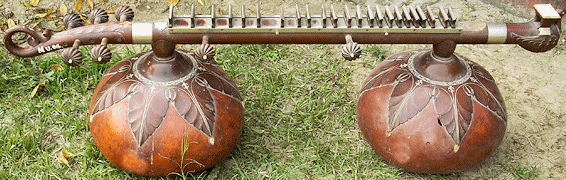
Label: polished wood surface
xmin=88 ymin=50 xmax=243 ymax=176
xmin=357 ymin=49 xmax=507 ymax=174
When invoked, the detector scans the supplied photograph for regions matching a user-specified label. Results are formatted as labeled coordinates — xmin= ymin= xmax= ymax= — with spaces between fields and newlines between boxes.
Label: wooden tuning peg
xmin=89 ymin=9 xmax=109 ymax=24
xmin=115 ymin=6 xmax=134 ymax=22
xmin=342 ymin=35 xmax=361 ymax=61
xmin=63 ymin=13 xmax=84 ymax=29
xmin=195 ymin=36 xmax=215 ymax=62
xmin=61 ymin=39 xmax=83 ymax=66
xmin=90 ymin=38 xmax=112 ymax=64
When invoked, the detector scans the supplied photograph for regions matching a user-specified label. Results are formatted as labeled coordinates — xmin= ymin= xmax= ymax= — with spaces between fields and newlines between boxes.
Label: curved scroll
xmin=511 ymin=23 xmax=560 ymax=53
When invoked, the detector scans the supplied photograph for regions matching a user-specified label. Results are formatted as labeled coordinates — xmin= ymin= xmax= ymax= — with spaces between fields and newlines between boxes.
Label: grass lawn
xmin=1 ymin=44 xmax=462 ymax=179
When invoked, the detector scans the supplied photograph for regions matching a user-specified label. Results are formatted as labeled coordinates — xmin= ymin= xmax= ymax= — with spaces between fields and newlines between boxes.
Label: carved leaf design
xmin=471 ymin=66 xmax=506 ymax=119
xmin=190 ymin=75 xmax=216 ymax=137
xmin=435 ymin=83 xmax=502 ymax=144
xmin=388 ymin=72 xmax=431 ymax=132
xmin=455 ymin=85 xmax=474 ymax=131
xmin=91 ymin=60 xmax=134 ymax=116
xmin=171 ymin=87 xmax=212 ymax=138
xmin=92 ymin=81 xmax=137 ymax=115
xmin=434 ymin=85 xmax=474 ymax=144
xmin=198 ymin=72 xmax=241 ymax=101
xmin=170 ymin=74 xmax=217 ymax=138
xmin=128 ymin=87 xmax=169 ymax=146
xmin=197 ymin=62 xmax=242 ymax=100
xmin=362 ymin=66 xmax=405 ymax=91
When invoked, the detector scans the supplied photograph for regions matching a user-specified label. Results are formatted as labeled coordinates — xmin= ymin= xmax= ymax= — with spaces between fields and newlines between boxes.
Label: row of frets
xmin=171 ymin=4 xmax=458 ymax=29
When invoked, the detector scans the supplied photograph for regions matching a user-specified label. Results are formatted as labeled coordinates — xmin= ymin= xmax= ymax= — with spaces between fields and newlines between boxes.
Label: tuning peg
xmin=89 ymin=9 xmax=109 ymax=24
xmin=195 ymin=36 xmax=215 ymax=62
xmin=63 ymin=13 xmax=84 ymax=29
xmin=91 ymin=38 xmax=112 ymax=64
xmin=115 ymin=6 xmax=134 ymax=22
xmin=342 ymin=35 xmax=361 ymax=61
xmin=61 ymin=39 xmax=83 ymax=66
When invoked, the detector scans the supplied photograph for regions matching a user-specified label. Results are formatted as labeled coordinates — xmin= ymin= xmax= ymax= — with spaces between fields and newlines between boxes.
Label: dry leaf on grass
xmin=59 ymin=4 xmax=68 ymax=16
xmin=525 ymin=89 xmax=533 ymax=95
xmin=105 ymin=6 xmax=120 ymax=14
xmin=51 ymin=64 xmax=64 ymax=71
xmin=168 ymin=0 xmax=180 ymax=7
xmin=57 ymin=149 xmax=74 ymax=167
xmin=76 ymin=0 xmax=83 ymax=12
xmin=87 ymin=0 xmax=94 ymax=9
xmin=248 ymin=7 xmax=256 ymax=14
xmin=198 ymin=0 xmax=204 ymax=6
xmin=35 ymin=8 xmax=53 ymax=18
xmin=7 ymin=19 xmax=15 ymax=28
xmin=29 ymin=0 xmax=41 ymax=7
xmin=30 ymin=82 xmax=45 ymax=99
xmin=32 ymin=20 xmax=42 ymax=28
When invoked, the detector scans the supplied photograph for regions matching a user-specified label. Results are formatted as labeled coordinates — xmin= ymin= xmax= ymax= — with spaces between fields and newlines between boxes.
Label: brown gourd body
xmin=357 ymin=49 xmax=507 ymax=174
xmin=88 ymin=50 xmax=243 ymax=176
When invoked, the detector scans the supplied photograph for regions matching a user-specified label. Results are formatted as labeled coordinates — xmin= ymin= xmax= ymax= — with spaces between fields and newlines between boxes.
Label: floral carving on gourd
xmin=90 ymin=52 xmax=241 ymax=146
xmin=361 ymin=50 xmax=506 ymax=145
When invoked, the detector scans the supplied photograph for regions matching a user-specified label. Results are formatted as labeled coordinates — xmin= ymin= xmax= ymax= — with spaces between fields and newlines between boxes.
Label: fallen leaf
xmin=0 ymin=3 xmax=3 ymax=7
xmin=62 ymin=149 xmax=74 ymax=158
xmin=57 ymin=149 xmax=74 ymax=167
xmin=59 ymin=4 xmax=68 ymax=16
xmin=29 ymin=0 xmax=40 ymax=7
xmin=197 ymin=0 xmax=204 ymax=6
xmin=54 ymin=24 xmax=65 ymax=31
xmin=23 ymin=2 xmax=31 ymax=8
xmin=35 ymin=8 xmax=53 ymax=18
xmin=7 ymin=18 xmax=15 ymax=28
xmin=167 ymin=0 xmax=179 ymax=7
xmin=525 ymin=89 xmax=533 ymax=95
xmin=87 ymin=0 xmax=94 ymax=9
xmin=51 ymin=64 xmax=64 ymax=71
xmin=80 ymin=14 xmax=89 ymax=24
xmin=75 ymin=0 xmax=83 ymax=12
xmin=248 ymin=7 xmax=256 ymax=14
xmin=32 ymin=20 xmax=42 ymax=28
xmin=30 ymin=82 xmax=45 ymax=99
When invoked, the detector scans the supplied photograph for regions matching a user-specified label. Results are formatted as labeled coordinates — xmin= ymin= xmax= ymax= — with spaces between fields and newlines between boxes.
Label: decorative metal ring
xmin=407 ymin=51 xmax=471 ymax=86
xmin=132 ymin=51 xmax=198 ymax=86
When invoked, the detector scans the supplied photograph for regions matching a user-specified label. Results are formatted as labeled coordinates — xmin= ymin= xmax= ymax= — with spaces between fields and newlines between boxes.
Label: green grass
xmin=510 ymin=163 xmax=538 ymax=180
xmin=0 ymin=44 xmax=490 ymax=179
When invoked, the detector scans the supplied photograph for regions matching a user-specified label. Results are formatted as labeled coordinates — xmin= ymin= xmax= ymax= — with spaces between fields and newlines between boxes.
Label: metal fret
xmin=168 ymin=4 xmax=463 ymax=34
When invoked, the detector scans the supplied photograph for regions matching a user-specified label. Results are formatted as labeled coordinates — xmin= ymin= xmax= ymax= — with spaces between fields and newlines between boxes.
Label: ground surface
xmin=1 ymin=0 xmax=565 ymax=179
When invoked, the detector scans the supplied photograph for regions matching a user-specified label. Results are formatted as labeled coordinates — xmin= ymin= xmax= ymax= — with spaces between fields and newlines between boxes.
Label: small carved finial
xmin=115 ymin=6 xmax=134 ymax=22
xmin=91 ymin=38 xmax=112 ymax=64
xmin=195 ymin=36 xmax=215 ymax=62
xmin=61 ymin=39 xmax=83 ymax=66
xmin=342 ymin=35 xmax=362 ymax=61
xmin=63 ymin=13 xmax=84 ymax=29
xmin=89 ymin=9 xmax=109 ymax=24
xmin=195 ymin=44 xmax=215 ymax=62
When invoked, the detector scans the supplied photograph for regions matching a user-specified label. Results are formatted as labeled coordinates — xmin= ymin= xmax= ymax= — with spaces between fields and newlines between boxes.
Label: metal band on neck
xmin=487 ymin=22 xmax=507 ymax=44
xmin=132 ymin=22 xmax=153 ymax=44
